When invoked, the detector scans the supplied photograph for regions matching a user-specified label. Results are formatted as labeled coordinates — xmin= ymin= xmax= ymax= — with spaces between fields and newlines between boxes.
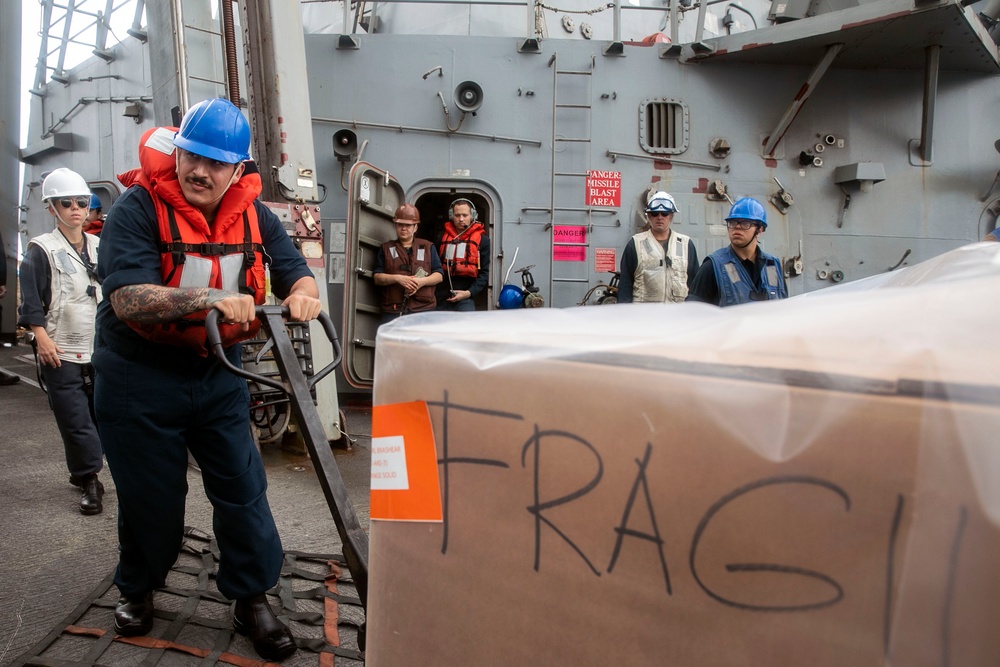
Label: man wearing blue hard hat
xmin=687 ymin=196 xmax=787 ymax=305
xmin=94 ymin=98 xmax=320 ymax=661
xmin=84 ymin=192 xmax=104 ymax=236
xmin=618 ymin=190 xmax=699 ymax=303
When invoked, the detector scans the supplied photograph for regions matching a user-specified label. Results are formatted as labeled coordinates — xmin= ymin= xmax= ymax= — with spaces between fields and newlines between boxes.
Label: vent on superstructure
xmin=639 ymin=99 xmax=689 ymax=154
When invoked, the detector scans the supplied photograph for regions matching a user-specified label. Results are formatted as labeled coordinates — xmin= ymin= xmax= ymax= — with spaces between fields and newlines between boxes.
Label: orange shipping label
xmin=370 ymin=401 xmax=443 ymax=522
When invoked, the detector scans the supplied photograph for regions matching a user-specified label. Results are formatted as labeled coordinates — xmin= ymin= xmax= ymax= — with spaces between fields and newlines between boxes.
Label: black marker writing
xmin=429 ymin=389 xmax=522 ymax=554
xmin=607 ymin=442 xmax=672 ymax=595
xmin=689 ymin=475 xmax=850 ymax=612
xmin=522 ymin=424 xmax=603 ymax=575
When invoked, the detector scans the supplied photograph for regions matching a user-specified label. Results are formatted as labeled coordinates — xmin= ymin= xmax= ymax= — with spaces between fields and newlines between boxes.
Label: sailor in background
xmin=84 ymin=192 xmax=104 ymax=237
xmin=374 ymin=203 xmax=443 ymax=323
xmin=617 ymin=190 xmax=699 ymax=303
xmin=687 ymin=197 xmax=788 ymax=306
xmin=17 ymin=168 xmax=105 ymax=513
xmin=436 ymin=198 xmax=490 ymax=311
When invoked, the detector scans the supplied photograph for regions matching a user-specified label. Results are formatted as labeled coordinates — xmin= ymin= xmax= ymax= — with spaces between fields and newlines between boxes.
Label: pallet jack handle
xmin=205 ymin=306 xmax=343 ymax=393
xmin=206 ymin=306 xmax=370 ymax=612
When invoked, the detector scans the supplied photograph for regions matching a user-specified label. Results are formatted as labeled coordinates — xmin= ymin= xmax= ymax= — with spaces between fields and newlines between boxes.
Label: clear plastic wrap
xmin=367 ymin=242 xmax=1000 ymax=666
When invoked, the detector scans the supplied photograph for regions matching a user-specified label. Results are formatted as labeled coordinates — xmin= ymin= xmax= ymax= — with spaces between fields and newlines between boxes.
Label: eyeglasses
xmin=56 ymin=197 xmax=91 ymax=210
xmin=647 ymin=211 xmax=673 ymax=218
xmin=726 ymin=220 xmax=757 ymax=230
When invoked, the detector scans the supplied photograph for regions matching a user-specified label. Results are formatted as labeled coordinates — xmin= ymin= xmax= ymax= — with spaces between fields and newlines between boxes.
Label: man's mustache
xmin=186 ymin=176 xmax=211 ymax=188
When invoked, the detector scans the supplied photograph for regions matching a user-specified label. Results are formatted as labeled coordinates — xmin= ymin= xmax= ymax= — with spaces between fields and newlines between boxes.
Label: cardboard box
xmin=368 ymin=243 xmax=1000 ymax=666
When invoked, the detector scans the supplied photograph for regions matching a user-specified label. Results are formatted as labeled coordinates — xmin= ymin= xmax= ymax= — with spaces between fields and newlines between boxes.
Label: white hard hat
xmin=646 ymin=190 xmax=678 ymax=214
xmin=41 ymin=168 xmax=91 ymax=201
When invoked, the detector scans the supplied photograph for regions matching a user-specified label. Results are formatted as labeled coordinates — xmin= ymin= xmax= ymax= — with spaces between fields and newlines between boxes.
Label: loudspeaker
xmin=333 ymin=129 xmax=358 ymax=162
xmin=448 ymin=198 xmax=478 ymax=222
xmin=454 ymin=81 xmax=484 ymax=114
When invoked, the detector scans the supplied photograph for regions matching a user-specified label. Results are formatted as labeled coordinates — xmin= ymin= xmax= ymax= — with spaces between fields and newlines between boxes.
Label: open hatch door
xmin=343 ymin=162 xmax=405 ymax=388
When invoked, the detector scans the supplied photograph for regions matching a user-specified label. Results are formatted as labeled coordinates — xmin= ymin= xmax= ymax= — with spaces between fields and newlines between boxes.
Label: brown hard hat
xmin=393 ymin=203 xmax=420 ymax=224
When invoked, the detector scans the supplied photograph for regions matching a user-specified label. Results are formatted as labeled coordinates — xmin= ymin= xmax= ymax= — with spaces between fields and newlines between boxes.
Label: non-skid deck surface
xmin=9 ymin=527 xmax=365 ymax=666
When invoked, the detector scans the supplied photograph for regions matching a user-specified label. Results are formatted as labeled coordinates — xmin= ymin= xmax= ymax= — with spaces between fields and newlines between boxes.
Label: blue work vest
xmin=709 ymin=245 xmax=787 ymax=306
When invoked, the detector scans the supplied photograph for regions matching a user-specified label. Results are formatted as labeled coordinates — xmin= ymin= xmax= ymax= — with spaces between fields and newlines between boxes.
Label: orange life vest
xmin=117 ymin=126 xmax=267 ymax=354
xmin=438 ymin=222 xmax=484 ymax=280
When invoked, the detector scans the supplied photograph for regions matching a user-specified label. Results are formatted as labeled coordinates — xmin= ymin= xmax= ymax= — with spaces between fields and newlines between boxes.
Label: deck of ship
xmin=0 ymin=341 xmax=372 ymax=666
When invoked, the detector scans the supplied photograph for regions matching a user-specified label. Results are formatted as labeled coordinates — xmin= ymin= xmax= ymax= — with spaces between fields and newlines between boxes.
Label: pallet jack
xmin=206 ymin=306 xmax=370 ymax=648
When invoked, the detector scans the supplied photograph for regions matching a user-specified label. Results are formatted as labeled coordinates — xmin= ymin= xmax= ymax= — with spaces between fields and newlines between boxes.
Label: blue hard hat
xmin=725 ymin=197 xmax=767 ymax=229
xmin=173 ymin=98 xmax=251 ymax=164
xmin=498 ymin=284 xmax=524 ymax=310
xmin=89 ymin=193 xmax=101 ymax=210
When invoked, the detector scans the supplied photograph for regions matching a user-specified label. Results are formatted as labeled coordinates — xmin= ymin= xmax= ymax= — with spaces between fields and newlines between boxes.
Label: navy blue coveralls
xmin=93 ymin=186 xmax=311 ymax=600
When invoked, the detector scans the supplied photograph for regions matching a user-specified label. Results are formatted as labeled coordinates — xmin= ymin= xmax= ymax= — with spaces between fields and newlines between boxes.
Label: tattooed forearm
xmin=110 ymin=284 xmax=232 ymax=323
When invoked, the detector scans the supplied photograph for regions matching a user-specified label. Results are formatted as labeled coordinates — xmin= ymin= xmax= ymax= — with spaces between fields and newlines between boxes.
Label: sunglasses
xmin=647 ymin=211 xmax=673 ymax=218
xmin=56 ymin=197 xmax=91 ymax=210
xmin=726 ymin=220 xmax=757 ymax=230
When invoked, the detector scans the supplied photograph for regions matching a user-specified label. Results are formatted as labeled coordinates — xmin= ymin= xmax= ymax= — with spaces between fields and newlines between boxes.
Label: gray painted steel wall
xmin=18 ymin=0 xmax=1000 ymax=310
xmin=304 ymin=33 xmax=999 ymax=305
xmin=20 ymin=36 xmax=153 ymax=244
xmin=1 ymin=2 xmax=21 ymax=339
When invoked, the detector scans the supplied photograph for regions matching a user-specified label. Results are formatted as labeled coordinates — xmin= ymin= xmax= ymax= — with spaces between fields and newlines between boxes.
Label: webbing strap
xmin=7 ymin=527 xmax=365 ymax=666
xmin=160 ymin=208 xmax=262 ymax=296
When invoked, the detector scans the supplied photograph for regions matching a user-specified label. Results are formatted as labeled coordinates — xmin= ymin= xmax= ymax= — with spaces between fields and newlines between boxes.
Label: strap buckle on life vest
xmin=199 ymin=242 xmax=225 ymax=255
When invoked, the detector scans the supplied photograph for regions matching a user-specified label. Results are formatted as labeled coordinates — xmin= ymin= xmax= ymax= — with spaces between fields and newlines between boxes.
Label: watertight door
xmin=343 ymin=162 xmax=405 ymax=388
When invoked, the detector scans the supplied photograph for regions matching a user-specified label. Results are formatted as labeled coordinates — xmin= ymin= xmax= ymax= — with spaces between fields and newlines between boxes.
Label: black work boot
xmin=79 ymin=474 xmax=104 ymax=515
xmin=233 ymin=594 xmax=297 ymax=661
xmin=114 ymin=592 xmax=154 ymax=636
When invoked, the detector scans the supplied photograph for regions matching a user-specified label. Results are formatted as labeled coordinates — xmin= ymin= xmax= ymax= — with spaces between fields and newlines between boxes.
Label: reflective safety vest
xmin=28 ymin=231 xmax=102 ymax=364
xmin=438 ymin=222 xmax=485 ymax=280
xmin=379 ymin=238 xmax=437 ymax=314
xmin=117 ymin=126 xmax=267 ymax=353
xmin=631 ymin=229 xmax=690 ymax=303
xmin=709 ymin=245 xmax=787 ymax=306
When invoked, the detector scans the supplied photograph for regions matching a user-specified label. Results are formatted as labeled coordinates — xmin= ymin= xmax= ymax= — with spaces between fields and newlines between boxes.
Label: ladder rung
xmin=556 ymin=103 xmax=592 ymax=109
xmin=188 ymin=74 xmax=227 ymax=87
xmin=554 ymin=172 xmax=588 ymax=177
xmin=556 ymin=70 xmax=592 ymax=76
xmin=552 ymin=278 xmax=591 ymax=284
xmin=554 ymin=138 xmax=591 ymax=143
xmin=184 ymin=24 xmax=223 ymax=37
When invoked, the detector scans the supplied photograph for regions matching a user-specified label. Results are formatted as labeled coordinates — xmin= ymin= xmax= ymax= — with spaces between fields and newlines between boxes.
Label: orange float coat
xmin=116 ymin=126 xmax=267 ymax=354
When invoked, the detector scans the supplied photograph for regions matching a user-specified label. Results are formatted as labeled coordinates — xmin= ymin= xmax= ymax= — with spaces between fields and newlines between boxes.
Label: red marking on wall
xmin=842 ymin=11 xmax=908 ymax=29
xmin=792 ymin=83 xmax=810 ymax=102
xmin=693 ymin=178 xmax=709 ymax=193
xmin=653 ymin=160 xmax=673 ymax=170
xmin=651 ymin=175 xmax=662 ymax=183
xmin=741 ymin=42 xmax=773 ymax=50
xmin=764 ymin=158 xmax=778 ymax=168
xmin=281 ymin=153 xmax=289 ymax=163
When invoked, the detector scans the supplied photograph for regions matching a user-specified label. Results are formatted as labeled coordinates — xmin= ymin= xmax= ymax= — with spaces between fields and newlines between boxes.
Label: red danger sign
xmin=586 ymin=170 xmax=621 ymax=207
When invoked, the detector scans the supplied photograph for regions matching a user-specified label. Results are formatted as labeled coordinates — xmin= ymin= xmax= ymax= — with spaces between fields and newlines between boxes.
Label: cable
xmin=726 ymin=3 xmax=757 ymax=31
